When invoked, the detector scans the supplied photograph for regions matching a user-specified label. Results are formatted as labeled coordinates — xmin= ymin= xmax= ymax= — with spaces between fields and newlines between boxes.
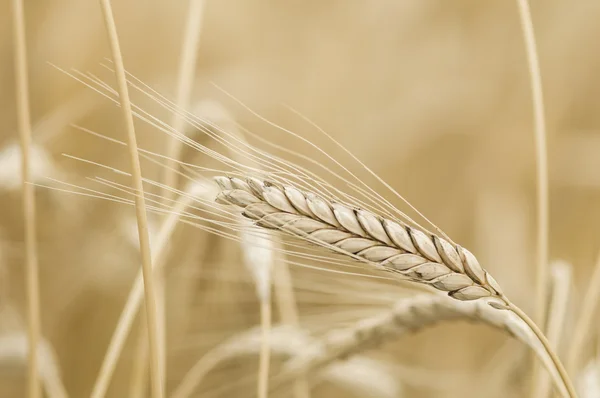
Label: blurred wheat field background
xmin=1 ymin=1 xmax=600 ymax=397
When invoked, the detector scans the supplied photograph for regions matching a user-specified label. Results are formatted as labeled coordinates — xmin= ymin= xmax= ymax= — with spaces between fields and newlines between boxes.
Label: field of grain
xmin=1 ymin=1 xmax=600 ymax=397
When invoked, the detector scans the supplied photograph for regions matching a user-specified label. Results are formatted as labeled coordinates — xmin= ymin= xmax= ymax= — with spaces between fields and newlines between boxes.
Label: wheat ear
xmin=279 ymin=293 xmax=566 ymax=396
xmin=215 ymin=175 xmax=578 ymax=397
xmin=216 ymin=176 xmax=505 ymax=301
xmin=170 ymin=325 xmax=402 ymax=398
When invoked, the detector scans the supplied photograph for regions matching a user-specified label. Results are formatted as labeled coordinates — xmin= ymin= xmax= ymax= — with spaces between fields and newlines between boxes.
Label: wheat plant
xmin=4 ymin=1 xmax=600 ymax=398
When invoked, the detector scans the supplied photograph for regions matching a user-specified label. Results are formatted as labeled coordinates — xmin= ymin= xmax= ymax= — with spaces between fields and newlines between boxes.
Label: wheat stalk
xmin=98 ymin=1 xmax=163 ymax=397
xmin=0 ymin=333 xmax=68 ymax=398
xmin=532 ymin=262 xmax=572 ymax=398
xmin=11 ymin=1 xmax=41 ymax=397
xmin=215 ymin=175 xmax=578 ymax=397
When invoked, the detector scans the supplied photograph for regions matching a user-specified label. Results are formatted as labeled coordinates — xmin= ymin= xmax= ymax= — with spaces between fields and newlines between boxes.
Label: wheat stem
xmin=259 ymin=300 xmax=272 ymax=398
xmin=532 ymin=263 xmax=572 ymax=398
xmin=515 ymin=0 xmax=549 ymax=330
xmin=567 ymin=251 xmax=600 ymax=375
xmin=272 ymin=257 xmax=311 ymax=398
xmin=10 ymin=1 xmax=41 ymax=397
xmin=90 ymin=184 xmax=211 ymax=398
xmin=98 ymin=1 xmax=162 ymax=397
xmin=506 ymin=300 xmax=577 ymax=398
xmin=129 ymin=314 xmax=149 ymax=398
xmin=148 ymin=2 xmax=206 ymax=387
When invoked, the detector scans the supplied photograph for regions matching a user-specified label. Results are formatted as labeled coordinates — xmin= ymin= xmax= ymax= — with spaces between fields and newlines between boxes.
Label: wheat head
xmin=215 ymin=176 xmax=504 ymax=303
xmin=279 ymin=294 xmax=566 ymax=397
xmin=214 ymin=175 xmax=578 ymax=397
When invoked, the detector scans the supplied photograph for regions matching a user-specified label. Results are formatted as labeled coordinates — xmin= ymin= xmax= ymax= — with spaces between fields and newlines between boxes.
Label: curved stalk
xmin=505 ymin=299 xmax=577 ymax=398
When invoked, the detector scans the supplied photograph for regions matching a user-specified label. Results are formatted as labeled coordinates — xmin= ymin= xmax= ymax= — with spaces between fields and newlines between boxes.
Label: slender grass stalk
xmin=515 ymin=2 xmax=552 ymax=395
xmin=150 ymin=1 xmax=206 ymax=387
xmin=505 ymin=300 xmax=577 ymax=397
xmin=532 ymin=262 xmax=572 ymax=398
xmin=90 ymin=186 xmax=208 ymax=398
xmin=129 ymin=314 xmax=149 ymax=398
xmin=97 ymin=1 xmax=162 ymax=397
xmin=515 ymin=0 xmax=549 ymax=329
xmin=272 ymin=256 xmax=311 ymax=398
xmin=567 ymin=251 xmax=600 ymax=375
xmin=259 ymin=300 xmax=272 ymax=398
xmin=164 ymin=0 xmax=205 ymax=186
xmin=10 ymin=1 xmax=41 ymax=397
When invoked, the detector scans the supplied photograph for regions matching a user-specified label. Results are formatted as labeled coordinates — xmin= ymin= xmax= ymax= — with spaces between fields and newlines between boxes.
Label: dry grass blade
xmin=98 ymin=1 xmax=163 ymax=397
xmin=215 ymin=175 xmax=578 ymax=397
xmin=10 ymin=1 xmax=41 ymax=397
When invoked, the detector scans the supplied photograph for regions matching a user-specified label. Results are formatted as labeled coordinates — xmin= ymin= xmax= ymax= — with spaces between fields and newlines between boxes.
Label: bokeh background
xmin=1 ymin=1 xmax=600 ymax=397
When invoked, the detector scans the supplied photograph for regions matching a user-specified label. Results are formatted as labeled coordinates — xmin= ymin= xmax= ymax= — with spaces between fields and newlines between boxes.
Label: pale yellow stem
xmin=258 ymin=300 xmax=272 ymax=398
xmin=567 ymin=251 xmax=600 ymax=375
xmin=98 ymin=1 xmax=162 ymax=397
xmin=506 ymin=300 xmax=577 ymax=398
xmin=11 ymin=1 xmax=41 ymax=397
